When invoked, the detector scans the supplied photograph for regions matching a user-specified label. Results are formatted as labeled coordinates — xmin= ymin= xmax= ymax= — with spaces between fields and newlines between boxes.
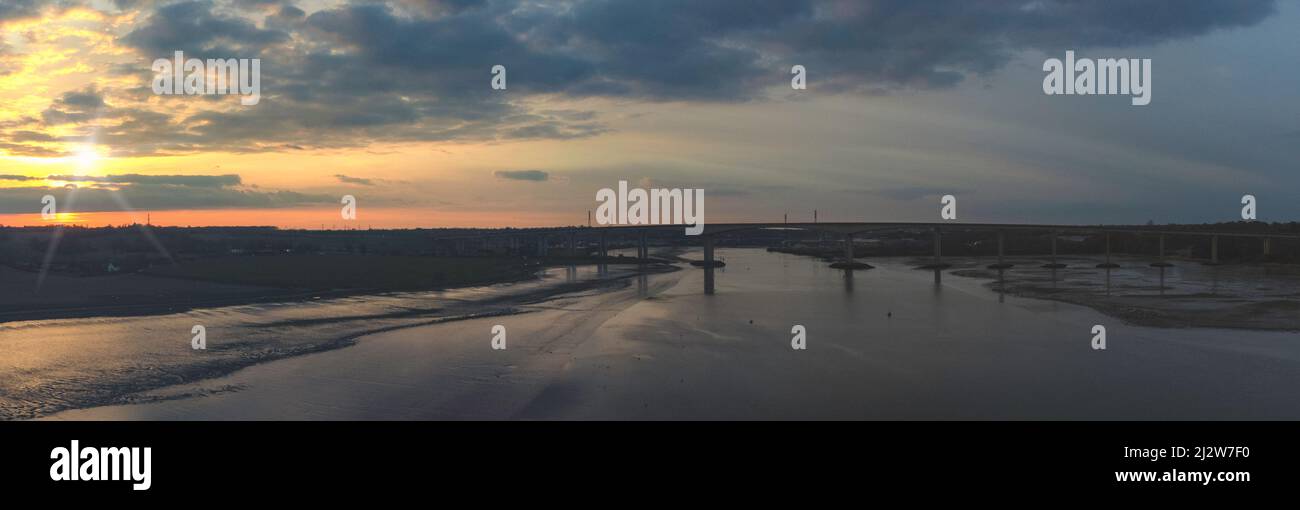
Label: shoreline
xmin=0 ymin=255 xmax=667 ymax=325
xmin=769 ymin=249 xmax=1300 ymax=332
xmin=925 ymin=255 xmax=1300 ymax=331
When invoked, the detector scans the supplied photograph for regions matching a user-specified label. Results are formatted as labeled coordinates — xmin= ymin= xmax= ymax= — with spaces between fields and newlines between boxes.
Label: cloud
xmin=41 ymin=86 xmax=109 ymax=125
xmin=0 ymin=0 xmax=1281 ymax=158
xmin=0 ymin=173 xmax=331 ymax=213
xmin=0 ymin=0 xmax=49 ymax=23
xmin=334 ymin=174 xmax=375 ymax=186
xmin=122 ymin=0 xmax=289 ymax=57
xmin=48 ymin=174 xmax=242 ymax=187
xmin=494 ymin=170 xmax=549 ymax=181
xmin=0 ymin=185 xmax=333 ymax=214
xmin=851 ymin=186 xmax=972 ymax=202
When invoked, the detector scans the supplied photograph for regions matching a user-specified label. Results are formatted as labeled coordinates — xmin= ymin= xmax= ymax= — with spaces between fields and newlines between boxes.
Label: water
xmin=28 ymin=248 xmax=1300 ymax=420
xmin=1 ymin=264 xmax=651 ymax=420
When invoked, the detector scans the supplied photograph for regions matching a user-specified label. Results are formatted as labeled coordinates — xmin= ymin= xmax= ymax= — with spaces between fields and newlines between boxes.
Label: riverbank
xmin=925 ymin=255 xmax=1300 ymax=331
xmin=0 ymin=254 xmax=661 ymax=324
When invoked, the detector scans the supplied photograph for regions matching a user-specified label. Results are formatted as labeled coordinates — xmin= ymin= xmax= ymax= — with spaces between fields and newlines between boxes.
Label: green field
xmin=144 ymin=255 xmax=537 ymax=290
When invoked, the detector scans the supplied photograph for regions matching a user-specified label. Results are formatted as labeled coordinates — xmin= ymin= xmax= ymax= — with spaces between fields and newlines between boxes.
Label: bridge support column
xmin=998 ymin=231 xmax=1004 ymax=265
xmin=567 ymin=233 xmax=575 ymax=255
xmin=1151 ymin=235 xmax=1172 ymax=267
xmin=934 ymin=228 xmax=941 ymax=265
xmin=638 ymin=232 xmax=648 ymax=260
xmin=1097 ymin=233 xmax=1119 ymax=268
xmin=920 ymin=227 xmax=949 ymax=270
xmin=703 ymin=236 xmax=715 ymax=295
xmin=829 ymin=233 xmax=871 ymax=269
xmin=988 ymin=230 xmax=1012 ymax=269
xmin=1043 ymin=231 xmax=1066 ymax=269
xmin=599 ymin=233 xmax=607 ymax=257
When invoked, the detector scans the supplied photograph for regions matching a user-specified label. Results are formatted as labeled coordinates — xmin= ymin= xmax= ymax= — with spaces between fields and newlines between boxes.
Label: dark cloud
xmin=494 ymin=170 xmax=549 ymax=181
xmin=335 ymin=174 xmax=375 ymax=186
xmin=0 ymin=173 xmax=330 ymax=213
xmin=0 ymin=0 xmax=48 ymax=22
xmin=0 ymin=185 xmax=333 ymax=214
xmin=41 ymin=86 xmax=108 ymax=125
xmin=122 ymin=0 xmax=289 ymax=57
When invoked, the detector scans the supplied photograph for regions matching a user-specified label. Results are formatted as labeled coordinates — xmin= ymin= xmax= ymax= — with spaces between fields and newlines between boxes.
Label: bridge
xmin=427 ymin=222 xmax=1298 ymax=294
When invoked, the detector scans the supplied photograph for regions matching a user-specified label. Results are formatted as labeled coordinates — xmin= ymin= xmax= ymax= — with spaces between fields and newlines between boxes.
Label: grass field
xmin=144 ymin=255 xmax=537 ymax=290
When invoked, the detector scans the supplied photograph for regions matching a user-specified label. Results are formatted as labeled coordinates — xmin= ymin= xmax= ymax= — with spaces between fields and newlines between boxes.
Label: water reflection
xmin=703 ymin=266 xmax=715 ymax=295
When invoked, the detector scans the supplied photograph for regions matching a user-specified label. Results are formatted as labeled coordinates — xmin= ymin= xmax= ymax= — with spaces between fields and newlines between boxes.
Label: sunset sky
xmin=1 ymin=0 xmax=1296 ymax=228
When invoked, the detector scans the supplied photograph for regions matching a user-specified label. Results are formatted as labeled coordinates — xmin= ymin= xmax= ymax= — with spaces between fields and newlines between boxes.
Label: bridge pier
xmin=1043 ymin=231 xmax=1066 ymax=268
xmin=599 ymin=233 xmax=607 ymax=257
xmin=638 ymin=232 xmax=648 ymax=260
xmin=703 ymin=236 xmax=715 ymax=295
xmin=830 ymin=233 xmax=872 ymax=269
xmin=934 ymin=228 xmax=941 ymax=265
xmin=567 ymin=233 xmax=575 ymax=256
xmin=987 ymin=230 xmax=1012 ymax=269
xmin=1151 ymin=234 xmax=1173 ymax=267
xmin=919 ymin=227 xmax=950 ymax=269
xmin=1097 ymin=233 xmax=1119 ymax=268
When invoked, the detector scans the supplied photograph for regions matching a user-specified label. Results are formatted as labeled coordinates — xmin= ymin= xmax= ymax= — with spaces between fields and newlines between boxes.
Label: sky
xmin=0 ymin=0 xmax=1296 ymax=228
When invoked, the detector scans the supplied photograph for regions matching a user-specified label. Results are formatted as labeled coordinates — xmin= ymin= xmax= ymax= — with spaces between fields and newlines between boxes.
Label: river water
xmin=27 ymin=248 xmax=1300 ymax=420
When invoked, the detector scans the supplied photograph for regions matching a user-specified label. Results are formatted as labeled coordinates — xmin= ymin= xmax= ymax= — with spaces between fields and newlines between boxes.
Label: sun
xmin=73 ymin=145 xmax=102 ymax=175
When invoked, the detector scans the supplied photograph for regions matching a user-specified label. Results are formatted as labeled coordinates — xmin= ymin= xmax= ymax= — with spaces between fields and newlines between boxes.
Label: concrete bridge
xmin=430 ymin=222 xmax=1297 ymax=294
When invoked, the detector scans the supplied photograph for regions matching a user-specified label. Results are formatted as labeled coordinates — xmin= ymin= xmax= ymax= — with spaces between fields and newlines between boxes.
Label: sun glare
xmin=74 ymin=146 xmax=101 ymax=174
